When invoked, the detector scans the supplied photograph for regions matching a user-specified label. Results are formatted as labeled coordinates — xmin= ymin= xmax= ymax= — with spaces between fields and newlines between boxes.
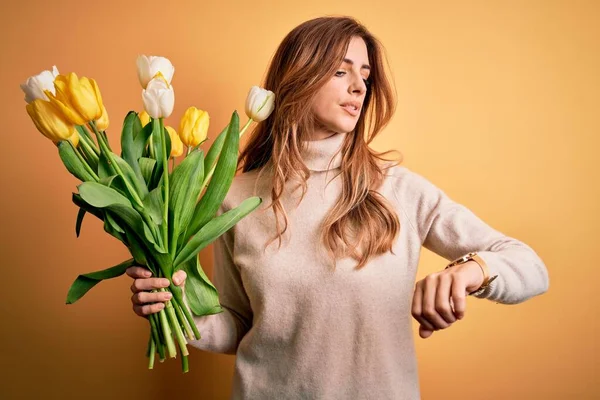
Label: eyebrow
xmin=342 ymin=58 xmax=371 ymax=70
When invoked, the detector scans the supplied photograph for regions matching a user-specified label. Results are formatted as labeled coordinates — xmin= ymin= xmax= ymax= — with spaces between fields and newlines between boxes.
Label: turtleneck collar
xmin=300 ymin=132 xmax=347 ymax=172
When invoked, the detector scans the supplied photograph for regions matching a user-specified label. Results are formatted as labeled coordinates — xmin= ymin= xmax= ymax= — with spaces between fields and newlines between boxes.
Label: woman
xmin=126 ymin=16 xmax=549 ymax=399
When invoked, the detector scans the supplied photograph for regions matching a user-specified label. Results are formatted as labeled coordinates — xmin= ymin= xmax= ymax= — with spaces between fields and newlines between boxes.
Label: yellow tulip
xmin=138 ymin=110 xmax=151 ymax=127
xmin=26 ymin=99 xmax=78 ymax=146
xmin=46 ymin=72 xmax=104 ymax=126
xmin=96 ymin=104 xmax=109 ymax=131
xmin=166 ymin=126 xmax=183 ymax=158
xmin=179 ymin=107 xmax=209 ymax=147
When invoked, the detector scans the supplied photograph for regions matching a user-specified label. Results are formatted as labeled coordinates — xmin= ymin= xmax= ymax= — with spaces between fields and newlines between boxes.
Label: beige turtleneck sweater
xmin=186 ymin=131 xmax=549 ymax=399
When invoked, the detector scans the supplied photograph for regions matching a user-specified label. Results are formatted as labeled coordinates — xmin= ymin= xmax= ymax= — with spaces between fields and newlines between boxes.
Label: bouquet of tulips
xmin=21 ymin=55 xmax=275 ymax=372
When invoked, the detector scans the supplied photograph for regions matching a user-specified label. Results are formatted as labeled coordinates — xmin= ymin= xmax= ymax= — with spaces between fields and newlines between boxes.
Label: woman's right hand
xmin=125 ymin=266 xmax=187 ymax=317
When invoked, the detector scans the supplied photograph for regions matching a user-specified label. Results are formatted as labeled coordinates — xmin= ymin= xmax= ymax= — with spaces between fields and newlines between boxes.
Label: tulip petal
xmin=26 ymin=99 xmax=76 ymax=143
xmin=46 ymin=90 xmax=87 ymax=126
xmin=73 ymin=76 xmax=102 ymax=121
xmin=136 ymin=55 xmax=152 ymax=88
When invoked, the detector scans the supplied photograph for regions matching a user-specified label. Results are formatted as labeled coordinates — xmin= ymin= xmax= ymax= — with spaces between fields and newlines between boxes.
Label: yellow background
xmin=1 ymin=0 xmax=598 ymax=399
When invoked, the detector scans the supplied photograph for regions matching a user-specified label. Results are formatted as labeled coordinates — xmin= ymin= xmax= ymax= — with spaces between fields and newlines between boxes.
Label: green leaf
xmin=72 ymin=193 xmax=104 ymax=221
xmin=97 ymin=151 xmax=114 ymax=178
xmin=105 ymin=212 xmax=125 ymax=233
xmin=185 ymin=111 xmax=240 ymax=238
xmin=169 ymin=149 xmax=205 ymax=251
xmin=58 ymin=141 xmax=95 ymax=182
xmin=180 ymin=257 xmax=223 ymax=316
xmin=143 ymin=187 xmax=164 ymax=225
xmin=203 ymin=123 xmax=229 ymax=177
xmin=96 ymin=150 xmax=148 ymax=200
xmin=103 ymin=212 xmax=128 ymax=244
xmin=75 ymin=208 xmax=86 ymax=237
xmin=174 ymin=196 xmax=262 ymax=268
xmin=78 ymin=182 xmax=132 ymax=208
xmin=112 ymin=153 xmax=149 ymax=199
xmin=134 ymin=122 xmax=154 ymax=156
xmin=149 ymin=119 xmax=171 ymax=190
xmin=66 ymin=258 xmax=135 ymax=304
xmin=77 ymin=182 xmax=162 ymax=252
xmin=123 ymin=229 xmax=150 ymax=270
xmin=139 ymin=157 xmax=156 ymax=185
xmin=108 ymin=203 xmax=163 ymax=253
xmin=120 ymin=112 xmax=146 ymax=185
xmin=98 ymin=174 xmax=129 ymax=199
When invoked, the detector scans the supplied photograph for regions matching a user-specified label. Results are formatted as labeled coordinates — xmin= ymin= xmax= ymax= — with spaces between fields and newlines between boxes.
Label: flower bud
xmin=46 ymin=72 xmax=104 ymax=126
xmin=96 ymin=104 xmax=109 ymax=131
xmin=26 ymin=99 xmax=78 ymax=146
xmin=179 ymin=106 xmax=209 ymax=147
xmin=138 ymin=110 xmax=151 ymax=127
xmin=136 ymin=55 xmax=175 ymax=89
xmin=20 ymin=65 xmax=60 ymax=103
xmin=245 ymin=86 xmax=275 ymax=122
xmin=165 ymin=126 xmax=183 ymax=158
xmin=142 ymin=76 xmax=174 ymax=119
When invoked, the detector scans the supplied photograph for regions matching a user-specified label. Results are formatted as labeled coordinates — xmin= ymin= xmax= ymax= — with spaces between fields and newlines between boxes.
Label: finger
xmin=131 ymin=291 xmax=173 ymax=305
xmin=419 ymin=324 xmax=434 ymax=339
xmin=422 ymin=275 xmax=450 ymax=330
xmin=451 ymin=277 xmax=467 ymax=320
xmin=435 ymin=274 xmax=457 ymax=325
xmin=130 ymin=277 xmax=171 ymax=293
xmin=133 ymin=302 xmax=165 ymax=317
xmin=411 ymin=282 xmax=435 ymax=331
xmin=172 ymin=270 xmax=187 ymax=287
xmin=125 ymin=266 xmax=152 ymax=279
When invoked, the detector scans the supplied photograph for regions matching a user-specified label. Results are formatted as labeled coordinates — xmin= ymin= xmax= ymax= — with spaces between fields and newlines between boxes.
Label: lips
xmin=341 ymin=102 xmax=360 ymax=116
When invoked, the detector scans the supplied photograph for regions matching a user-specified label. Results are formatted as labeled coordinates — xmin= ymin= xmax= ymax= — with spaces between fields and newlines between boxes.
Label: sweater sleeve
xmin=396 ymin=167 xmax=549 ymax=304
xmin=185 ymin=203 xmax=253 ymax=355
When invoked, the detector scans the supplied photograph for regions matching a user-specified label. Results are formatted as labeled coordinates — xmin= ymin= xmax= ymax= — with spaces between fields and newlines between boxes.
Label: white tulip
xmin=142 ymin=76 xmax=175 ymax=119
xmin=245 ymin=86 xmax=275 ymax=122
xmin=20 ymin=65 xmax=60 ymax=104
xmin=136 ymin=55 xmax=175 ymax=89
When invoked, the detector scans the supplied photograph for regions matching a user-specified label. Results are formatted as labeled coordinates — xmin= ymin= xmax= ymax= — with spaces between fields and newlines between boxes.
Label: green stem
xmin=174 ymin=298 xmax=194 ymax=339
xmin=78 ymin=126 xmax=101 ymax=156
xmin=157 ymin=118 xmax=170 ymax=250
xmin=181 ymin=354 xmax=189 ymax=373
xmin=67 ymin=140 xmax=99 ymax=181
xmin=149 ymin=135 xmax=156 ymax=159
xmin=77 ymin=140 xmax=99 ymax=173
xmin=148 ymin=335 xmax=155 ymax=369
xmin=169 ymin=283 xmax=201 ymax=340
xmin=77 ymin=125 xmax=99 ymax=154
xmin=158 ymin=308 xmax=176 ymax=358
xmin=89 ymin=121 xmax=144 ymax=209
xmin=164 ymin=297 xmax=189 ymax=357
xmin=78 ymin=133 xmax=100 ymax=164
xmin=148 ymin=311 xmax=164 ymax=361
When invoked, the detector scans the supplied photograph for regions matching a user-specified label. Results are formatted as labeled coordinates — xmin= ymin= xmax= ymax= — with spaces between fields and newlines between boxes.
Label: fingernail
xmin=173 ymin=277 xmax=180 ymax=285
xmin=165 ymin=293 xmax=172 ymax=300
xmin=161 ymin=279 xmax=169 ymax=286
xmin=143 ymin=271 xmax=151 ymax=277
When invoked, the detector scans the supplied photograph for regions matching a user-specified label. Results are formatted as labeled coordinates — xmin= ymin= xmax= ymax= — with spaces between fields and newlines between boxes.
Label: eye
xmin=336 ymin=70 xmax=371 ymax=87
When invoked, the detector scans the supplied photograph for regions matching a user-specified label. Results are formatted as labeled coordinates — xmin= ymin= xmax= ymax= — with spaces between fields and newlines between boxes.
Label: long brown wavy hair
xmin=237 ymin=15 xmax=404 ymax=270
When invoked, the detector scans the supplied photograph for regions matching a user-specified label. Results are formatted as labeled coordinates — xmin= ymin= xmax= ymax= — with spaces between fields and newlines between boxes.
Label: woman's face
xmin=309 ymin=36 xmax=371 ymax=140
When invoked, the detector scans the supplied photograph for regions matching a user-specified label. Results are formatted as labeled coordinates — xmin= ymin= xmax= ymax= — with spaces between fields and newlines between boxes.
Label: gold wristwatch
xmin=445 ymin=252 xmax=499 ymax=296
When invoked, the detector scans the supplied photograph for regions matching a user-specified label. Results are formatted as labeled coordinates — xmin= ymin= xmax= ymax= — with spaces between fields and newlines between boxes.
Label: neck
xmin=300 ymin=131 xmax=347 ymax=172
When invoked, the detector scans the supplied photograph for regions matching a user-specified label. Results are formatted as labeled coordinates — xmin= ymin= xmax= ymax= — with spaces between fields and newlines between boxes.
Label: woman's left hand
xmin=411 ymin=261 xmax=485 ymax=339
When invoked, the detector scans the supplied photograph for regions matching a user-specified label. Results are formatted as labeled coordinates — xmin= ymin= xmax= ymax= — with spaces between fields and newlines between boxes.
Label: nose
xmin=349 ymin=73 xmax=367 ymax=95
